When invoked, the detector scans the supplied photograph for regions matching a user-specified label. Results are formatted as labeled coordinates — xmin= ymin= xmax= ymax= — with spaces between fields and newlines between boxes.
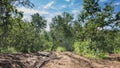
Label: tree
xmin=31 ymin=13 xmax=46 ymax=32
xmin=30 ymin=13 xmax=47 ymax=52
xmin=73 ymin=0 xmax=120 ymax=55
xmin=0 ymin=0 xmax=33 ymax=37
xmin=50 ymin=12 xmax=74 ymax=51
xmin=0 ymin=0 xmax=34 ymax=52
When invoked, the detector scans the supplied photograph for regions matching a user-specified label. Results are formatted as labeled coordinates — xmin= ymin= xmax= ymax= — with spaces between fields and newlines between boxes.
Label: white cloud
xmin=72 ymin=10 xmax=79 ymax=14
xmin=45 ymin=12 xmax=62 ymax=23
xmin=22 ymin=14 xmax=31 ymax=21
xmin=69 ymin=0 xmax=75 ymax=6
xmin=17 ymin=7 xmax=49 ymax=22
xmin=70 ymin=2 xmax=74 ymax=6
xmin=65 ymin=0 xmax=70 ymax=2
xmin=99 ymin=0 xmax=107 ymax=2
xmin=45 ymin=18 xmax=51 ymax=31
xmin=114 ymin=2 xmax=120 ymax=6
xmin=43 ymin=1 xmax=54 ymax=9
xmin=61 ymin=5 xmax=67 ymax=9
xmin=71 ymin=9 xmax=79 ymax=19
xmin=71 ymin=5 xmax=82 ymax=15
xmin=45 ymin=12 xmax=62 ymax=31
xmin=17 ymin=7 xmax=49 ymax=15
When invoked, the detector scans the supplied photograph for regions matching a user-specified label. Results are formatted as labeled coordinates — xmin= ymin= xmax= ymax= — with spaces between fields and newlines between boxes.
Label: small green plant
xmin=0 ymin=47 xmax=17 ymax=53
xmin=56 ymin=46 xmax=66 ymax=52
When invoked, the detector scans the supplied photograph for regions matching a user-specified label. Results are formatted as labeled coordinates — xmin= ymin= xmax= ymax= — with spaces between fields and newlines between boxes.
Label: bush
xmin=56 ymin=46 xmax=66 ymax=52
xmin=0 ymin=47 xmax=17 ymax=53
xmin=73 ymin=41 xmax=106 ymax=58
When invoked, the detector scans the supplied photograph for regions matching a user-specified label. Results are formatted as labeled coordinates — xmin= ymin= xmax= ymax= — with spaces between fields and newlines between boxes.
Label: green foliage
xmin=56 ymin=46 xmax=66 ymax=52
xmin=73 ymin=0 xmax=120 ymax=57
xmin=0 ymin=0 xmax=120 ymax=59
xmin=73 ymin=41 xmax=96 ymax=57
xmin=0 ymin=47 xmax=17 ymax=53
xmin=73 ymin=41 xmax=107 ymax=58
xmin=31 ymin=13 xmax=46 ymax=30
xmin=0 ymin=0 xmax=33 ymax=37
xmin=50 ymin=12 xmax=74 ymax=51
xmin=73 ymin=41 xmax=89 ymax=55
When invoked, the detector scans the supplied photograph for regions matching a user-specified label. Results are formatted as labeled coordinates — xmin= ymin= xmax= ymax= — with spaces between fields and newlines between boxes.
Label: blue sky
xmin=17 ymin=0 xmax=120 ymax=31
xmin=29 ymin=0 xmax=82 ymax=21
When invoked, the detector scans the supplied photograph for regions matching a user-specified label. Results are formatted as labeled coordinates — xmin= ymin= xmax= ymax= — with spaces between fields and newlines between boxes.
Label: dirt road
xmin=0 ymin=52 xmax=120 ymax=68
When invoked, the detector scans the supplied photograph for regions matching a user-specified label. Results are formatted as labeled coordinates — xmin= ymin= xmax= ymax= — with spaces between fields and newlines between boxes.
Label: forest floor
xmin=0 ymin=52 xmax=120 ymax=68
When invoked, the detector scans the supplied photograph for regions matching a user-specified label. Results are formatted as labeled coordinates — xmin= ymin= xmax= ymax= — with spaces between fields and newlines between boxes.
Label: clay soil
xmin=0 ymin=52 xmax=120 ymax=68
